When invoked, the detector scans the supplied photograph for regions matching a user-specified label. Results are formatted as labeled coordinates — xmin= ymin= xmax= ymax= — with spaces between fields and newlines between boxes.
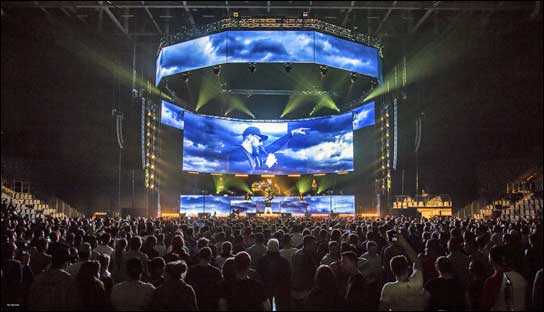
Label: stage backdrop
xmin=156 ymin=30 xmax=380 ymax=85
xmin=182 ymin=111 xmax=354 ymax=174
xmin=180 ymin=195 xmax=355 ymax=216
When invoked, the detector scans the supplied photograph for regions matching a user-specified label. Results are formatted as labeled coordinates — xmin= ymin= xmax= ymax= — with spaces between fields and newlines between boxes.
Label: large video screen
xmin=156 ymin=30 xmax=380 ymax=85
xmin=183 ymin=112 xmax=354 ymax=174
xmin=352 ymin=102 xmax=375 ymax=130
xmin=180 ymin=195 xmax=355 ymax=216
xmin=161 ymin=100 xmax=184 ymax=130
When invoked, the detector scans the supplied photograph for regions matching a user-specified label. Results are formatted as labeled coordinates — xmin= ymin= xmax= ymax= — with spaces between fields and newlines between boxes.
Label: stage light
xmin=248 ymin=63 xmax=256 ymax=73
xmin=350 ymin=72 xmax=358 ymax=83
xmin=213 ymin=65 xmax=221 ymax=76
xmin=233 ymin=11 xmax=239 ymax=18
xmin=182 ymin=72 xmax=189 ymax=82
xmin=288 ymin=174 xmax=301 ymax=178
xmin=302 ymin=11 xmax=309 ymax=18
xmin=284 ymin=63 xmax=293 ymax=73
xmin=320 ymin=65 xmax=328 ymax=77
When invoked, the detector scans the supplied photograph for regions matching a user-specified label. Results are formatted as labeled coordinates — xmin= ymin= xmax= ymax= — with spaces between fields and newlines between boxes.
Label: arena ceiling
xmin=1 ymin=1 xmax=540 ymax=41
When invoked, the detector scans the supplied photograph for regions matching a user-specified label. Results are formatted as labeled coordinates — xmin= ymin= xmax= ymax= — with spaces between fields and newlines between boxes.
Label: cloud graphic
xmin=353 ymin=102 xmax=375 ymax=130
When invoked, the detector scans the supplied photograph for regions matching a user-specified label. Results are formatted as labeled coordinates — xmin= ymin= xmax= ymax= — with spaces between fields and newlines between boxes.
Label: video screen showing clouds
xmin=226 ymin=30 xmax=314 ymax=63
xmin=180 ymin=195 xmax=354 ymax=215
xmin=183 ymin=111 xmax=353 ymax=174
xmin=156 ymin=30 xmax=380 ymax=85
xmin=156 ymin=32 xmax=227 ymax=84
xmin=352 ymin=102 xmax=375 ymax=130
xmin=161 ymin=100 xmax=184 ymax=130
xmin=315 ymin=32 xmax=379 ymax=78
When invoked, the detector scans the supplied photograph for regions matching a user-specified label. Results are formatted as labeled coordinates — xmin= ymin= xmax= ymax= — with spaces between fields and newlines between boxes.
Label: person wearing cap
xmin=228 ymin=126 xmax=310 ymax=172
xmin=256 ymin=238 xmax=292 ymax=310
xmin=27 ymin=243 xmax=74 ymax=310
xmin=149 ymin=260 xmax=198 ymax=311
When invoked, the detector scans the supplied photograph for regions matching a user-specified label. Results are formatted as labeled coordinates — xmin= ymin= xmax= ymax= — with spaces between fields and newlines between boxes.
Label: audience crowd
xmin=1 ymin=197 xmax=542 ymax=311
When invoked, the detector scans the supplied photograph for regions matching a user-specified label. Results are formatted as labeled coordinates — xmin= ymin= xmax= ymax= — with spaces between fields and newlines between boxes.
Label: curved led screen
xmin=183 ymin=111 xmax=354 ymax=174
xmin=161 ymin=100 xmax=184 ymax=130
xmin=156 ymin=30 xmax=380 ymax=85
xmin=352 ymin=101 xmax=375 ymax=130
xmin=180 ymin=195 xmax=355 ymax=216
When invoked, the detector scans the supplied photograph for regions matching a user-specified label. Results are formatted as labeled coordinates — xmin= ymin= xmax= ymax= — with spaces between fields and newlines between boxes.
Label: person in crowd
xmin=379 ymin=235 xmax=424 ymax=311
xmin=165 ymin=235 xmax=190 ymax=264
xmin=97 ymin=254 xmax=113 ymax=299
xmin=532 ymin=268 xmax=543 ymax=312
xmin=358 ymin=240 xmax=382 ymax=308
xmin=446 ymin=237 xmax=470 ymax=287
xmin=141 ymin=236 xmax=159 ymax=260
xmin=153 ymin=233 xmax=167 ymax=258
xmin=526 ymin=233 xmax=542 ymax=284
xmin=68 ymin=260 xmax=110 ymax=310
xmin=121 ymin=236 xmax=149 ymax=281
xmin=29 ymin=237 xmax=51 ymax=277
xmin=382 ymin=230 xmax=410 ymax=283
xmin=218 ymin=251 xmax=269 ymax=310
xmin=419 ymin=238 xmax=441 ymax=284
xmin=480 ymin=245 xmax=527 ymax=311
xmin=466 ymin=258 xmax=487 ymax=310
xmin=67 ymin=242 xmax=92 ymax=276
xmin=215 ymin=241 xmax=234 ymax=270
xmin=291 ymin=235 xmax=318 ymax=308
xmin=320 ymin=241 xmax=340 ymax=266
xmin=246 ymin=232 xmax=267 ymax=270
xmin=279 ymin=234 xmax=297 ymax=271
xmin=145 ymin=257 xmax=165 ymax=288
xmin=27 ymin=243 xmax=74 ymax=310
xmin=424 ymin=256 xmax=466 ymax=310
xmin=95 ymin=233 xmax=114 ymax=257
xmin=149 ymin=260 xmax=198 ymax=311
xmin=256 ymin=238 xmax=291 ymax=310
xmin=111 ymin=238 xmax=127 ymax=283
xmin=341 ymin=251 xmax=375 ymax=310
xmin=185 ymin=247 xmax=223 ymax=311
xmin=110 ymin=257 xmax=155 ymax=311
xmin=305 ymin=264 xmax=346 ymax=311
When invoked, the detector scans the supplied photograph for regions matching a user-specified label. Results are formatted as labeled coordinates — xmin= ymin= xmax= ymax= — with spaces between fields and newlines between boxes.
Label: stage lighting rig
xmin=248 ymin=63 xmax=256 ymax=73
xmin=284 ymin=63 xmax=293 ymax=73
xmin=213 ymin=65 xmax=221 ymax=76
xmin=302 ymin=11 xmax=309 ymax=18
xmin=350 ymin=72 xmax=358 ymax=83
xmin=233 ymin=11 xmax=239 ymax=18
xmin=320 ymin=65 xmax=328 ymax=77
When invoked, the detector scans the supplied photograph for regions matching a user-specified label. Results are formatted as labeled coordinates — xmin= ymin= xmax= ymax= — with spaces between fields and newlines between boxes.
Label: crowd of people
xmin=1 ymin=197 xmax=542 ymax=311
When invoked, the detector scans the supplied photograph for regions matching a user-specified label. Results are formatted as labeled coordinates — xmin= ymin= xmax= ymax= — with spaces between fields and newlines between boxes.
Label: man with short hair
xmin=29 ymin=237 xmax=51 ymax=276
xmin=379 ymin=235 xmax=424 ymax=311
xmin=291 ymin=235 xmax=318 ymax=307
xmin=185 ymin=247 xmax=223 ymax=311
xmin=111 ymin=257 xmax=155 ymax=311
xmin=246 ymin=232 xmax=267 ymax=270
xmin=121 ymin=236 xmax=149 ymax=281
xmin=219 ymin=251 xmax=269 ymax=310
xmin=424 ymin=256 xmax=466 ymax=310
xmin=95 ymin=233 xmax=114 ymax=257
xmin=320 ymin=241 xmax=340 ymax=266
xmin=150 ymin=260 xmax=198 ymax=311
xmin=66 ymin=242 xmax=92 ymax=276
xmin=341 ymin=251 xmax=375 ymax=310
xmin=27 ymin=243 xmax=74 ymax=310
xmin=279 ymin=234 xmax=297 ymax=271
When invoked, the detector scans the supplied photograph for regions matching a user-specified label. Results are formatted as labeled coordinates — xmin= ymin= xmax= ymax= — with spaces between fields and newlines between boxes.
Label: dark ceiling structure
xmin=1 ymin=1 xmax=540 ymax=40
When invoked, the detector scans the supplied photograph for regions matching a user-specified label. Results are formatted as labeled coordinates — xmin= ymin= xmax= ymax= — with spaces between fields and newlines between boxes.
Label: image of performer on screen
xmin=228 ymin=126 xmax=309 ymax=172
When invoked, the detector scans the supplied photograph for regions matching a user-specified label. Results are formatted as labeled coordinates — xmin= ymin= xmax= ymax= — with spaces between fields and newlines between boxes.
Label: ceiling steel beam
xmin=100 ymin=2 xmax=128 ymax=35
xmin=374 ymin=0 xmax=397 ymax=35
xmin=4 ymin=2 xmax=523 ymax=11
xmin=341 ymin=1 xmax=356 ymax=27
xmin=182 ymin=1 xmax=196 ymax=28
xmin=410 ymin=1 xmax=440 ymax=34
xmin=142 ymin=1 xmax=162 ymax=34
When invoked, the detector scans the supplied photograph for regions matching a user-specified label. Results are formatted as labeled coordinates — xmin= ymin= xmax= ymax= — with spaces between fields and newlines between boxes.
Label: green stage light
xmin=196 ymin=78 xmax=223 ymax=112
xmin=226 ymin=95 xmax=255 ymax=118
xmin=309 ymin=95 xmax=339 ymax=116
xmin=296 ymin=176 xmax=312 ymax=194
